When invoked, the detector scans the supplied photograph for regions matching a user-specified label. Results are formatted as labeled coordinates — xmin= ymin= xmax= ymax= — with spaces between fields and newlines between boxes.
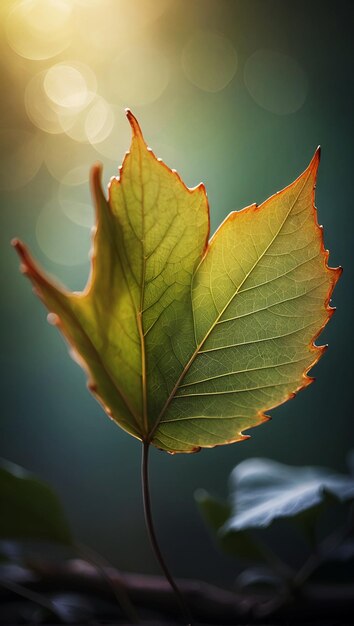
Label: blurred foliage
xmin=0 ymin=458 xmax=72 ymax=546
xmin=223 ymin=457 xmax=354 ymax=532
xmin=196 ymin=456 xmax=354 ymax=591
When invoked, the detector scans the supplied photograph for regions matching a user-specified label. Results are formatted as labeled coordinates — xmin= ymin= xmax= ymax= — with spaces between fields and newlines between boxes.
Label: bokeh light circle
xmin=25 ymin=71 xmax=76 ymax=135
xmin=91 ymin=105 xmax=129 ymax=160
xmin=85 ymin=96 xmax=115 ymax=145
xmin=58 ymin=175 xmax=93 ymax=228
xmin=108 ymin=46 xmax=170 ymax=106
xmin=57 ymin=93 xmax=112 ymax=143
xmin=0 ymin=130 xmax=44 ymax=190
xmin=36 ymin=203 xmax=91 ymax=266
xmin=182 ymin=30 xmax=237 ymax=92
xmin=44 ymin=134 xmax=98 ymax=183
xmin=6 ymin=0 xmax=72 ymax=61
xmin=44 ymin=64 xmax=89 ymax=109
xmin=74 ymin=0 xmax=172 ymax=55
xmin=244 ymin=50 xmax=308 ymax=115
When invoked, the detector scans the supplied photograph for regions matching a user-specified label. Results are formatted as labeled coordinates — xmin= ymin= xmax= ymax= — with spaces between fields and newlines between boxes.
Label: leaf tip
xmin=91 ymin=161 xmax=104 ymax=197
xmin=12 ymin=238 xmax=31 ymax=275
xmin=11 ymin=237 xmax=24 ymax=257
xmin=328 ymin=265 xmax=343 ymax=301
xmin=258 ymin=414 xmax=272 ymax=428
xmin=238 ymin=413 xmax=271 ymax=443
xmin=90 ymin=161 xmax=103 ymax=186
xmin=125 ymin=108 xmax=144 ymax=140
xmin=333 ymin=265 xmax=343 ymax=280
xmin=197 ymin=181 xmax=207 ymax=195
xmin=309 ymin=146 xmax=321 ymax=174
xmin=304 ymin=375 xmax=316 ymax=388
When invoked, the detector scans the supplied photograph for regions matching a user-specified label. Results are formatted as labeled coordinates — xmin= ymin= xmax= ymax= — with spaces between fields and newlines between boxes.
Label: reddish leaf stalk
xmin=141 ymin=441 xmax=193 ymax=626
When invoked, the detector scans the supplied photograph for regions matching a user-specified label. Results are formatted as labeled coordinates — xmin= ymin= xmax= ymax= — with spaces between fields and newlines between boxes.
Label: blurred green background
xmin=1 ymin=0 xmax=353 ymax=584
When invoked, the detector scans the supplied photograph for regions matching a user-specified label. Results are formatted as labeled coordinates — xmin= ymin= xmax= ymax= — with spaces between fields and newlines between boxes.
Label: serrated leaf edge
xmin=151 ymin=148 xmax=342 ymax=453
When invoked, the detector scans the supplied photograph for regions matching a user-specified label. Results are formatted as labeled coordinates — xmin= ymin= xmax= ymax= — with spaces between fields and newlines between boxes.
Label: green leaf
xmin=223 ymin=458 xmax=354 ymax=533
xmin=197 ymin=459 xmax=354 ymax=561
xmin=0 ymin=458 xmax=72 ymax=545
xmin=13 ymin=111 xmax=341 ymax=453
xmin=195 ymin=489 xmax=267 ymax=562
xmin=195 ymin=488 xmax=232 ymax=530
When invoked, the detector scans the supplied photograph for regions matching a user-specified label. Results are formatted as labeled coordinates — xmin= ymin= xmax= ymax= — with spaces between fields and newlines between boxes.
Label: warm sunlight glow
xmin=44 ymin=64 xmax=90 ymax=110
xmin=6 ymin=0 xmax=72 ymax=60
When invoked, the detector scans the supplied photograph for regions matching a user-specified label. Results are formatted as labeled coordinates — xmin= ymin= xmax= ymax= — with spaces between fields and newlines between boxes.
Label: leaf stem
xmin=293 ymin=503 xmax=354 ymax=588
xmin=255 ymin=505 xmax=354 ymax=619
xmin=141 ymin=441 xmax=193 ymax=626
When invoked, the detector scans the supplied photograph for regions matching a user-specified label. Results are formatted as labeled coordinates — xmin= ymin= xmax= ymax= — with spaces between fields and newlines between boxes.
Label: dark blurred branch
xmin=76 ymin=542 xmax=139 ymax=624
xmin=1 ymin=560 xmax=353 ymax=624
xmin=0 ymin=575 xmax=60 ymax=619
xmin=255 ymin=504 xmax=354 ymax=618
xmin=294 ymin=504 xmax=354 ymax=588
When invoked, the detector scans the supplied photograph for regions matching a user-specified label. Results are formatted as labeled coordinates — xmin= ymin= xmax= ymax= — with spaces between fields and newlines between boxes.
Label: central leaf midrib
xmin=137 ymin=140 xmax=148 ymax=436
xmin=149 ymin=168 xmax=312 ymax=441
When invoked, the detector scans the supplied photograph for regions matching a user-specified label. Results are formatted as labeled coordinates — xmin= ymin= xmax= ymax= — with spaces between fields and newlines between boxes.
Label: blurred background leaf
xmin=196 ymin=456 xmax=354 ymax=578
xmin=0 ymin=458 xmax=72 ymax=546
xmin=224 ymin=458 xmax=354 ymax=532
xmin=195 ymin=489 xmax=267 ymax=563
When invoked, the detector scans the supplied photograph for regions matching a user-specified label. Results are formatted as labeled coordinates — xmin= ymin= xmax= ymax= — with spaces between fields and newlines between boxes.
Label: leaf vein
xmin=176 ymin=379 xmax=300 ymax=398
xmin=179 ymin=355 xmax=313 ymax=388
xmin=198 ymin=320 xmax=318 ymax=354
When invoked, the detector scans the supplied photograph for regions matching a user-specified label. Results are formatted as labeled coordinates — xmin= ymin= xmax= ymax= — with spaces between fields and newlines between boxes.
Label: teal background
xmin=1 ymin=0 xmax=353 ymax=584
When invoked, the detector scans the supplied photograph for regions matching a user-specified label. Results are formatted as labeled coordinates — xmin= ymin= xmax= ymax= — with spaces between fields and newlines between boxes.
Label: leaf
xmin=222 ymin=458 xmax=354 ymax=533
xmin=235 ymin=566 xmax=282 ymax=590
xmin=195 ymin=488 xmax=267 ymax=562
xmin=13 ymin=111 xmax=341 ymax=453
xmin=197 ymin=458 xmax=354 ymax=563
xmin=195 ymin=489 xmax=232 ymax=530
xmin=0 ymin=458 xmax=72 ymax=545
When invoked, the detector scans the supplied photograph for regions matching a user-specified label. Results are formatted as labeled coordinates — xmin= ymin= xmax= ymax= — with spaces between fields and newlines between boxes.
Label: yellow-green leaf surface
xmin=14 ymin=112 xmax=341 ymax=453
